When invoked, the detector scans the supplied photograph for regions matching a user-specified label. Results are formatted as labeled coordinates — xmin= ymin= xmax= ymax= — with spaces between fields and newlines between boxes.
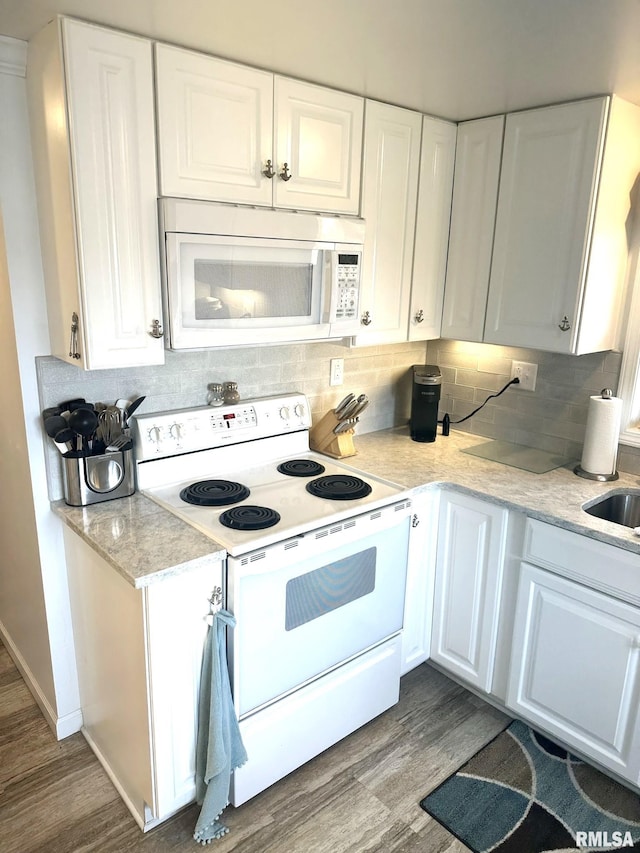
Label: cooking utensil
xmin=42 ymin=406 xmax=62 ymax=420
xmin=68 ymin=407 xmax=98 ymax=452
xmin=115 ymin=398 xmax=132 ymax=427
xmin=97 ymin=407 xmax=122 ymax=445
xmin=59 ymin=397 xmax=85 ymax=411
xmin=106 ymin=434 xmax=133 ymax=452
xmin=54 ymin=427 xmax=76 ymax=453
xmin=124 ymin=395 xmax=146 ymax=425
xmin=43 ymin=414 xmax=68 ymax=438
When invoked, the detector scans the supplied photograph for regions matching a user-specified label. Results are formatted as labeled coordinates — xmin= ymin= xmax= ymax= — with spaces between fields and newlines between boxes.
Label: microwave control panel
xmin=335 ymin=253 xmax=360 ymax=320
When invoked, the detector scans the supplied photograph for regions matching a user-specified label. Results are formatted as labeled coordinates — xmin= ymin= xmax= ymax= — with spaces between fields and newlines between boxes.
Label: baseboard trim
xmin=0 ymin=620 xmax=82 ymax=739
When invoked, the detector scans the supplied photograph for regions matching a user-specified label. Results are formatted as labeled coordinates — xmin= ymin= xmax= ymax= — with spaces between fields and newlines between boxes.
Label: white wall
xmin=0 ymin=36 xmax=81 ymax=737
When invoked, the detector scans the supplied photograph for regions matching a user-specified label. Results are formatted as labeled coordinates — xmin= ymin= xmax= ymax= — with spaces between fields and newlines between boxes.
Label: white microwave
xmin=159 ymin=199 xmax=365 ymax=349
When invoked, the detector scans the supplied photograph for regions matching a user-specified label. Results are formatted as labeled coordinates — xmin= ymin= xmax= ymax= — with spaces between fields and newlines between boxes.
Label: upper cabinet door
xmin=29 ymin=18 xmax=164 ymax=370
xmin=440 ymin=116 xmax=504 ymax=342
xmin=484 ymin=98 xmax=607 ymax=353
xmin=274 ymin=77 xmax=363 ymax=214
xmin=409 ymin=116 xmax=456 ymax=341
xmin=355 ymin=100 xmax=422 ymax=345
xmin=155 ymin=44 xmax=274 ymax=205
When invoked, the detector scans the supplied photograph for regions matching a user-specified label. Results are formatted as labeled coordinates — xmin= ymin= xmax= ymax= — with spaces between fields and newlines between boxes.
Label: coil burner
xmin=219 ymin=505 xmax=281 ymax=531
xmin=179 ymin=479 xmax=250 ymax=507
xmin=306 ymin=474 xmax=372 ymax=501
xmin=277 ymin=459 xmax=326 ymax=477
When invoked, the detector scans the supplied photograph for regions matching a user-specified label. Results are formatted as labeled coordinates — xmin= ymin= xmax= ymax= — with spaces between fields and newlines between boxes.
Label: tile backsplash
xmin=424 ymin=339 xmax=640 ymax=470
xmin=37 ymin=339 xmax=427 ymax=500
xmin=38 ymin=335 xmax=640 ymax=501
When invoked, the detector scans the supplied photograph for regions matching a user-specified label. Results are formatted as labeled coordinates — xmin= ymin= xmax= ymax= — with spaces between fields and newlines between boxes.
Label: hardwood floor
xmin=0 ymin=640 xmax=509 ymax=852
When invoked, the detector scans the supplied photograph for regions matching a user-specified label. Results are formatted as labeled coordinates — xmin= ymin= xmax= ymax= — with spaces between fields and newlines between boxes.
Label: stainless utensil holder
xmin=62 ymin=448 xmax=135 ymax=507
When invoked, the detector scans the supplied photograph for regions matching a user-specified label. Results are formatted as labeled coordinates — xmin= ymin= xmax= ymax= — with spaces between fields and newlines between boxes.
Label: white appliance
xmin=159 ymin=199 xmax=365 ymax=349
xmin=132 ymin=393 xmax=412 ymax=804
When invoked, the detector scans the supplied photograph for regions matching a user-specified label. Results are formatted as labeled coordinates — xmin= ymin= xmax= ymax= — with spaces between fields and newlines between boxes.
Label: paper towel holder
xmin=574 ymin=388 xmax=620 ymax=481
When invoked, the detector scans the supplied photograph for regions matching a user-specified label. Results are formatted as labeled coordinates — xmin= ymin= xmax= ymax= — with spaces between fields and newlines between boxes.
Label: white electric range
xmin=131 ymin=393 xmax=413 ymax=805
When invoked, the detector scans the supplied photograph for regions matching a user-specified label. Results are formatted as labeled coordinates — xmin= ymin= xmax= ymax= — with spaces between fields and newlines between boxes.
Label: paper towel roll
xmin=580 ymin=394 xmax=622 ymax=475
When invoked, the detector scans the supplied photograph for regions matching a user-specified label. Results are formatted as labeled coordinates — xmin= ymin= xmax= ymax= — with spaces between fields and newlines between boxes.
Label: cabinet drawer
xmin=524 ymin=519 xmax=640 ymax=605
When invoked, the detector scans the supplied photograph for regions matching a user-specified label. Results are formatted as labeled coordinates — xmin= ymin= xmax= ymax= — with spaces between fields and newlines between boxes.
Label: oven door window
xmin=173 ymin=234 xmax=325 ymax=329
xmin=285 ymin=547 xmax=376 ymax=631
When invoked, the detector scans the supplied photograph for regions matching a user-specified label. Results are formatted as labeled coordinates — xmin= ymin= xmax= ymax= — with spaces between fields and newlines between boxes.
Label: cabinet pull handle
xmin=361 ymin=310 xmax=372 ymax=326
xmin=279 ymin=162 xmax=293 ymax=182
xmin=411 ymin=514 xmax=420 ymax=528
xmin=414 ymin=309 xmax=424 ymax=324
xmin=262 ymin=159 xmax=275 ymax=179
xmin=558 ymin=315 xmax=571 ymax=332
xmin=148 ymin=319 xmax=164 ymax=339
xmin=68 ymin=311 xmax=81 ymax=359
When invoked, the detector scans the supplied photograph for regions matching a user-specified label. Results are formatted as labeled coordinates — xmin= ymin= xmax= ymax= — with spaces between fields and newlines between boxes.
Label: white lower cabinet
xmin=401 ymin=490 xmax=439 ymax=674
xmin=507 ymin=563 xmax=640 ymax=785
xmin=431 ymin=491 xmax=508 ymax=692
xmin=63 ymin=526 xmax=223 ymax=830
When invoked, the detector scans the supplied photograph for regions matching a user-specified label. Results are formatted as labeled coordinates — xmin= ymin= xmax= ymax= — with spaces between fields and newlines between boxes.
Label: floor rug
xmin=420 ymin=719 xmax=640 ymax=852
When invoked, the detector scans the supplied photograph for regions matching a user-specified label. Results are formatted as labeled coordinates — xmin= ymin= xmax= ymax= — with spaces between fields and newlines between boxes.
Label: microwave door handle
xmin=323 ymin=250 xmax=338 ymax=324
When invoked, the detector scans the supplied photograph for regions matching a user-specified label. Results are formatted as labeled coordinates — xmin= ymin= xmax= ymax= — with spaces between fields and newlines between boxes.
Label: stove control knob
xmin=148 ymin=426 xmax=162 ymax=444
xmin=294 ymin=403 xmax=305 ymax=418
xmin=279 ymin=406 xmax=290 ymax=420
xmin=169 ymin=422 xmax=183 ymax=440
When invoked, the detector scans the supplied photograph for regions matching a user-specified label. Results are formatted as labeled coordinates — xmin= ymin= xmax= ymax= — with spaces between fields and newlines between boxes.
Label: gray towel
xmin=194 ymin=609 xmax=247 ymax=845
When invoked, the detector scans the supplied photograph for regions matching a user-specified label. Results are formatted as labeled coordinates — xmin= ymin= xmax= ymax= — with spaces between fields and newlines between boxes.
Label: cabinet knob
xmin=414 ymin=309 xmax=425 ymax=324
xmin=262 ymin=159 xmax=275 ymax=179
xmin=148 ymin=319 xmax=164 ymax=339
xmin=558 ymin=315 xmax=571 ymax=332
xmin=361 ymin=310 xmax=372 ymax=326
xmin=279 ymin=162 xmax=293 ymax=182
xmin=68 ymin=311 xmax=81 ymax=359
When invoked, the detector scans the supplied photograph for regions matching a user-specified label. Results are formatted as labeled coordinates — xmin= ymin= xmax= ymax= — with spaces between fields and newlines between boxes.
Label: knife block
xmin=309 ymin=410 xmax=356 ymax=459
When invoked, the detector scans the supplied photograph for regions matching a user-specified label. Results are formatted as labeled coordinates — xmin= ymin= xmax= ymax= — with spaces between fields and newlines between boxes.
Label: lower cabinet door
xmin=507 ymin=563 xmax=640 ymax=784
xmin=431 ymin=491 xmax=508 ymax=692
xmin=145 ymin=561 xmax=224 ymax=822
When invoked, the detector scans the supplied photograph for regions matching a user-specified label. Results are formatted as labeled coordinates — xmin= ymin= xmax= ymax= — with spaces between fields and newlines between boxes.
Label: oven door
xmin=227 ymin=501 xmax=411 ymax=718
xmin=165 ymin=232 xmax=332 ymax=348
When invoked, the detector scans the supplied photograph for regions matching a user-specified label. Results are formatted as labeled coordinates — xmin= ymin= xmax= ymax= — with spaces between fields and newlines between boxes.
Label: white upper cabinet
xmin=155 ymin=46 xmax=363 ymax=215
xmin=155 ymin=44 xmax=274 ymax=206
xmin=28 ymin=18 xmax=164 ymax=369
xmin=274 ymin=77 xmax=363 ymax=214
xmin=409 ymin=116 xmax=457 ymax=341
xmin=443 ymin=97 xmax=640 ymax=354
xmin=356 ymin=100 xmax=422 ymax=345
xmin=484 ymin=97 xmax=640 ymax=354
xmin=440 ymin=116 xmax=504 ymax=342
xmin=355 ymin=106 xmax=455 ymax=346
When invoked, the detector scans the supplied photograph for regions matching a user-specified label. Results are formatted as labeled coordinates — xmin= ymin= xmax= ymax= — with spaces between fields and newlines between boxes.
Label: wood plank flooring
xmin=0 ymin=640 xmax=509 ymax=852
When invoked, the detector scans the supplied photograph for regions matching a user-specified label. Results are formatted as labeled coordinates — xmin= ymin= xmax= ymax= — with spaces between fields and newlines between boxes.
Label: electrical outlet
xmin=330 ymin=358 xmax=344 ymax=386
xmin=511 ymin=360 xmax=538 ymax=392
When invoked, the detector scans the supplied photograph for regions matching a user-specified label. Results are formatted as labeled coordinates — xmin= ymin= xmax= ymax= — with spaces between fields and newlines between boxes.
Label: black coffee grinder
xmin=410 ymin=365 xmax=442 ymax=442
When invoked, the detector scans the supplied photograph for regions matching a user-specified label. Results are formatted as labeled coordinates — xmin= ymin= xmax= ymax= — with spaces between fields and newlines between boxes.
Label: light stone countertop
xmin=52 ymin=492 xmax=225 ymax=588
xmin=53 ymin=427 xmax=640 ymax=587
xmin=351 ymin=427 xmax=640 ymax=554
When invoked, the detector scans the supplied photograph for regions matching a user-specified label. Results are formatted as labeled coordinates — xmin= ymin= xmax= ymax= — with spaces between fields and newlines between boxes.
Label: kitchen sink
xmin=583 ymin=490 xmax=640 ymax=528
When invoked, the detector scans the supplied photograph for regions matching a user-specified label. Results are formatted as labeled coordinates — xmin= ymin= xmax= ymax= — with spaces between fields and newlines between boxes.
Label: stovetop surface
xmin=141 ymin=450 xmax=407 ymax=556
